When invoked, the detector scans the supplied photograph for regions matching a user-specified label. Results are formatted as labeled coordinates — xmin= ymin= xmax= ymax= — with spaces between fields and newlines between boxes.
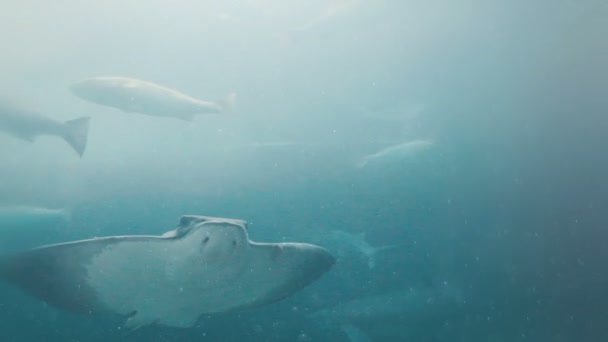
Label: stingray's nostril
xmin=232 ymin=240 xmax=237 ymax=247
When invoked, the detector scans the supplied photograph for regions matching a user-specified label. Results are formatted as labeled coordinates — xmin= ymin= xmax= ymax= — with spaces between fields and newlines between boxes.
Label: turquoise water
xmin=0 ymin=0 xmax=606 ymax=341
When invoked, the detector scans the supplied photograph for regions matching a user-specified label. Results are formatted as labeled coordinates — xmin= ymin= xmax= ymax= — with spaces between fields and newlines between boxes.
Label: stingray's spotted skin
xmin=0 ymin=215 xmax=335 ymax=329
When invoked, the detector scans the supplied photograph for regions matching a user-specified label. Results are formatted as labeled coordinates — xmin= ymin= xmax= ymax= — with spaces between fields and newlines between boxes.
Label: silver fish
xmin=0 ymin=101 xmax=89 ymax=157
xmin=70 ymin=76 xmax=236 ymax=121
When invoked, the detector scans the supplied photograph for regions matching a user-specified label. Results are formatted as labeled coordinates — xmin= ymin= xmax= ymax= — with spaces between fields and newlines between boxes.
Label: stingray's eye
xmin=232 ymin=240 xmax=237 ymax=247
xmin=202 ymin=236 xmax=210 ymax=244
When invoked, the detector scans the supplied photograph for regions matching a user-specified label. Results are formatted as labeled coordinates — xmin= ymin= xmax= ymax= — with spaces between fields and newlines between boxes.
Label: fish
xmin=327 ymin=230 xmax=403 ymax=269
xmin=70 ymin=76 xmax=237 ymax=121
xmin=247 ymin=141 xmax=301 ymax=148
xmin=282 ymin=0 xmax=362 ymax=45
xmin=312 ymin=286 xmax=465 ymax=323
xmin=0 ymin=205 xmax=71 ymax=228
xmin=0 ymin=205 xmax=73 ymax=252
xmin=358 ymin=104 xmax=426 ymax=123
xmin=0 ymin=215 xmax=335 ymax=329
xmin=309 ymin=285 xmax=466 ymax=341
xmin=355 ymin=139 xmax=434 ymax=169
xmin=0 ymin=101 xmax=90 ymax=157
xmin=339 ymin=323 xmax=372 ymax=342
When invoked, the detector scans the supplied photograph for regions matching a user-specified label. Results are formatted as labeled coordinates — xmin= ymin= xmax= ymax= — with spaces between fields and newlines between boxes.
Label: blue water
xmin=0 ymin=0 xmax=606 ymax=341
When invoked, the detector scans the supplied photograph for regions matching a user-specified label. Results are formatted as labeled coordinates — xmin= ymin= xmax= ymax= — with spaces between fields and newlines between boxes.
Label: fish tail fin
xmin=340 ymin=323 xmax=372 ymax=342
xmin=367 ymin=257 xmax=376 ymax=270
xmin=375 ymin=243 xmax=406 ymax=253
xmin=62 ymin=117 xmax=90 ymax=157
xmin=60 ymin=207 xmax=73 ymax=222
xmin=217 ymin=93 xmax=237 ymax=114
xmin=368 ymin=243 xmax=408 ymax=269
xmin=355 ymin=157 xmax=369 ymax=169
xmin=373 ymin=243 xmax=409 ymax=257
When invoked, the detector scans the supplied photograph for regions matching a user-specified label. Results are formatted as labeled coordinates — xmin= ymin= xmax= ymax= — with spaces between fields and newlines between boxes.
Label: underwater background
xmin=0 ymin=0 xmax=606 ymax=341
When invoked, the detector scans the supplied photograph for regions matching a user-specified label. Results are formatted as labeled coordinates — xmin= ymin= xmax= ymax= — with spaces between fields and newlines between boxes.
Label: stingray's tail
xmin=217 ymin=93 xmax=237 ymax=114
xmin=61 ymin=117 xmax=90 ymax=157
xmin=59 ymin=207 xmax=73 ymax=222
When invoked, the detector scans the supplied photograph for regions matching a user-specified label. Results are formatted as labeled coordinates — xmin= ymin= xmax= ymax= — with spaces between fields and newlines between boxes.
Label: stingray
xmin=0 ymin=215 xmax=335 ymax=329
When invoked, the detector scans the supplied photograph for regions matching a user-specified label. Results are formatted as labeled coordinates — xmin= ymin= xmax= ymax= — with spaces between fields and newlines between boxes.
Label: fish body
xmin=0 ymin=206 xmax=71 ymax=228
xmin=328 ymin=230 xmax=402 ymax=269
xmin=356 ymin=139 xmax=434 ymax=169
xmin=70 ymin=76 xmax=236 ymax=121
xmin=0 ymin=101 xmax=89 ymax=156
xmin=309 ymin=286 xmax=466 ymax=341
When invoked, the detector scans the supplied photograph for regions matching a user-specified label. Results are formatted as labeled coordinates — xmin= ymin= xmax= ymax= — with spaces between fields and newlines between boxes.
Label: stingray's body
xmin=0 ymin=215 xmax=335 ymax=329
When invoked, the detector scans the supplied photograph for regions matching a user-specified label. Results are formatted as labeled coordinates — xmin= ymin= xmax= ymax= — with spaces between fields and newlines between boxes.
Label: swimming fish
xmin=0 ymin=205 xmax=73 ymax=252
xmin=327 ymin=230 xmax=403 ymax=269
xmin=70 ymin=76 xmax=236 ymax=121
xmin=0 ymin=205 xmax=71 ymax=228
xmin=0 ymin=101 xmax=90 ymax=157
xmin=355 ymin=139 xmax=434 ymax=169
xmin=309 ymin=285 xmax=466 ymax=341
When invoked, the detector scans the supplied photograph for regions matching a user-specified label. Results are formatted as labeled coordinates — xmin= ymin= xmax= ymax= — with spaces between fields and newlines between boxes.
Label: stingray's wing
xmin=225 ymin=242 xmax=336 ymax=312
xmin=0 ymin=235 xmax=162 ymax=314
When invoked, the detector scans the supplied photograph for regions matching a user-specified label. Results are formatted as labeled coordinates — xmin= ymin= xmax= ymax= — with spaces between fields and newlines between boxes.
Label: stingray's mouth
xmin=277 ymin=243 xmax=335 ymax=292
xmin=302 ymin=244 xmax=336 ymax=278
xmin=283 ymin=247 xmax=335 ymax=305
